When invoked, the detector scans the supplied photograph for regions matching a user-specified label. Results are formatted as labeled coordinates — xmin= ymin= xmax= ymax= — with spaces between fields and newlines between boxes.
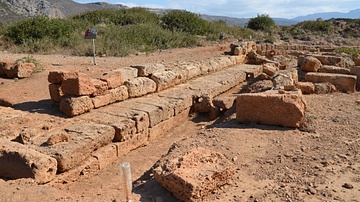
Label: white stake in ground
xmin=120 ymin=162 xmax=133 ymax=202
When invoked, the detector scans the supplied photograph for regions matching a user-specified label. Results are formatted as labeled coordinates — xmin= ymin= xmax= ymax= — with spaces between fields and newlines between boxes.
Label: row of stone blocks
xmin=49 ymin=54 xmax=247 ymax=117
xmin=0 ymin=61 xmax=262 ymax=184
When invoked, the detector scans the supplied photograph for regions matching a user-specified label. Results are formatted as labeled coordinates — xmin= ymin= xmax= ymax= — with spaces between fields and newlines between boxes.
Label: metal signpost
xmin=84 ymin=28 xmax=98 ymax=65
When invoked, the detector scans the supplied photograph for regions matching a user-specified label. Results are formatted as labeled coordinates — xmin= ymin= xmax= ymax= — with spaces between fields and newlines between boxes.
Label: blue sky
xmin=73 ymin=0 xmax=359 ymax=19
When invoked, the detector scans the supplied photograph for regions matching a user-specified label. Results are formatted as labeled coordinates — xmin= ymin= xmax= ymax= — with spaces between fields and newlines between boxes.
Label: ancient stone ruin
xmin=1 ymin=40 xmax=359 ymax=201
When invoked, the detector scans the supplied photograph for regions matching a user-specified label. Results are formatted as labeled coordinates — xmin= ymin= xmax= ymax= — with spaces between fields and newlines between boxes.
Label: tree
xmin=247 ymin=14 xmax=275 ymax=32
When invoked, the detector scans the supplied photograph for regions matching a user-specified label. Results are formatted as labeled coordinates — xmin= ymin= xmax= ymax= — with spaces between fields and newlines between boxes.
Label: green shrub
xmin=4 ymin=16 xmax=73 ymax=45
xmin=161 ymin=10 xmax=208 ymax=35
xmin=71 ymin=8 xmax=159 ymax=26
xmin=247 ymin=14 xmax=275 ymax=32
xmin=295 ymin=20 xmax=332 ymax=33
xmin=336 ymin=47 xmax=360 ymax=56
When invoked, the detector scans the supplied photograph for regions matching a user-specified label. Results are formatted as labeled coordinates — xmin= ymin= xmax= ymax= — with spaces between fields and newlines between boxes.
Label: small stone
xmin=232 ymin=156 xmax=238 ymax=162
xmin=307 ymin=187 xmax=317 ymax=195
xmin=342 ymin=183 xmax=354 ymax=189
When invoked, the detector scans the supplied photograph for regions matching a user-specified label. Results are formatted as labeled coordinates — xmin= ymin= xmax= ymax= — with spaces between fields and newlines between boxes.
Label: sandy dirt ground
xmin=0 ymin=42 xmax=359 ymax=202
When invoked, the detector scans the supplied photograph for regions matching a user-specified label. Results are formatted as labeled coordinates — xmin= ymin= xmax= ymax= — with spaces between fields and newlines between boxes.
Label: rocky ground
xmin=0 ymin=42 xmax=359 ymax=202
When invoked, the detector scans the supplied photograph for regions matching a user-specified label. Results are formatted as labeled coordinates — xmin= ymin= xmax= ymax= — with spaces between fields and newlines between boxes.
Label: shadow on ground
xmin=12 ymin=99 xmax=66 ymax=117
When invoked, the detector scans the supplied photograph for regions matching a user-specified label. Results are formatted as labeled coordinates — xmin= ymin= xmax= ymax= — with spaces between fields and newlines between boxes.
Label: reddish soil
xmin=0 ymin=42 xmax=359 ymax=202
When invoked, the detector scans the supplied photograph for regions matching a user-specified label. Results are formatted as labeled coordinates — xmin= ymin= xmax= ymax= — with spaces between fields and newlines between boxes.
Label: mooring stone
xmin=0 ymin=140 xmax=57 ymax=184
xmin=236 ymin=90 xmax=306 ymax=128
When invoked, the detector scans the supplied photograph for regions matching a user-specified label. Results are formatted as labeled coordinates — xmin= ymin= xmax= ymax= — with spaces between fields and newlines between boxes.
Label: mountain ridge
xmin=0 ymin=0 xmax=358 ymax=26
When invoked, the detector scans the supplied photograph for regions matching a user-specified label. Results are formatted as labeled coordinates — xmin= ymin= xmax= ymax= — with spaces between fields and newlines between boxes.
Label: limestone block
xmin=109 ymin=85 xmax=129 ymax=103
xmin=0 ymin=140 xmax=57 ymax=184
xmin=318 ymin=65 xmax=350 ymax=75
xmin=124 ymin=77 xmax=156 ymax=98
xmin=49 ymin=84 xmax=63 ymax=103
xmin=92 ymin=93 xmax=111 ymax=108
xmin=16 ymin=63 xmax=36 ymax=78
xmin=100 ymin=71 xmax=124 ymax=89
xmin=79 ymin=112 xmax=136 ymax=142
xmin=176 ymin=64 xmax=202 ymax=81
xmin=313 ymin=55 xmax=345 ymax=67
xmin=212 ymin=96 xmax=235 ymax=110
xmin=149 ymin=108 xmax=189 ymax=141
xmin=236 ymin=90 xmax=306 ymax=128
xmin=60 ymin=96 xmax=94 ymax=117
xmin=153 ymin=147 xmax=234 ymax=202
xmin=91 ymin=79 xmax=108 ymax=96
xmin=34 ymin=121 xmax=115 ymax=172
xmin=314 ymin=82 xmax=336 ymax=94
xmin=156 ymin=86 xmax=193 ymax=115
xmin=301 ymin=56 xmax=322 ymax=72
xmin=0 ymin=62 xmax=8 ymax=76
xmin=305 ymin=72 xmax=356 ymax=93
xmin=263 ymin=63 xmax=278 ymax=76
xmin=61 ymin=72 xmax=96 ymax=96
xmin=115 ymin=67 xmax=138 ymax=81
xmin=150 ymin=70 xmax=181 ymax=92
xmin=131 ymin=63 xmax=166 ymax=77
xmin=100 ymin=104 xmax=149 ymax=135
xmin=48 ymin=70 xmax=77 ymax=84
xmin=2 ymin=63 xmax=17 ymax=78
xmin=350 ymin=66 xmax=360 ymax=90
xmin=354 ymin=58 xmax=360 ymax=66
xmin=295 ymin=82 xmax=315 ymax=94
xmin=241 ymin=64 xmax=263 ymax=79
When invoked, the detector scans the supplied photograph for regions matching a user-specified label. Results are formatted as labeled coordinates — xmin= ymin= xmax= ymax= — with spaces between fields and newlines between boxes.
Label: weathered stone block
xmin=61 ymin=72 xmax=96 ymax=96
xmin=0 ymin=140 xmax=57 ymax=184
xmin=149 ymin=108 xmax=189 ymax=141
xmin=318 ymin=65 xmax=350 ymax=75
xmin=124 ymin=77 xmax=156 ymax=98
xmin=91 ymin=79 xmax=108 ymax=96
xmin=2 ymin=63 xmax=17 ymax=78
xmin=150 ymin=70 xmax=181 ymax=91
xmin=350 ymin=66 xmax=360 ymax=90
xmin=16 ymin=63 xmax=36 ymax=78
xmin=314 ymin=82 xmax=336 ymax=94
xmin=301 ymin=56 xmax=322 ymax=72
xmin=49 ymin=84 xmax=63 ymax=103
xmin=236 ymin=90 xmax=306 ymax=128
xmin=132 ymin=63 xmax=166 ymax=77
xmin=100 ymin=71 xmax=124 ymax=89
xmin=78 ymin=112 xmax=136 ymax=142
xmin=354 ymin=58 xmax=360 ymax=66
xmin=295 ymin=82 xmax=315 ymax=94
xmin=305 ymin=72 xmax=356 ymax=93
xmin=92 ymin=93 xmax=111 ymax=108
xmin=48 ymin=70 xmax=77 ymax=84
xmin=109 ymin=85 xmax=129 ymax=103
xmin=60 ymin=96 xmax=94 ymax=117
xmin=34 ymin=121 xmax=115 ymax=172
xmin=153 ymin=147 xmax=234 ymax=202
xmin=263 ymin=63 xmax=278 ymax=76
xmin=314 ymin=55 xmax=345 ymax=67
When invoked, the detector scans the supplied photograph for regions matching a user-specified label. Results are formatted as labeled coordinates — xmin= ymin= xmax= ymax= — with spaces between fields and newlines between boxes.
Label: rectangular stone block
xmin=91 ymin=79 xmax=109 ymax=96
xmin=318 ymin=65 xmax=350 ymax=75
xmin=91 ymin=93 xmax=111 ymax=109
xmin=100 ymin=71 xmax=124 ymax=89
xmin=78 ymin=112 xmax=137 ymax=142
xmin=60 ymin=96 xmax=94 ymax=117
xmin=49 ymin=84 xmax=63 ymax=103
xmin=99 ymin=104 xmax=150 ymax=135
xmin=109 ymin=85 xmax=129 ymax=103
xmin=153 ymin=147 xmax=234 ymax=202
xmin=48 ymin=70 xmax=77 ymax=84
xmin=131 ymin=63 xmax=166 ymax=77
xmin=305 ymin=72 xmax=356 ymax=93
xmin=114 ymin=67 xmax=138 ymax=81
xmin=312 ymin=55 xmax=345 ymax=67
xmin=236 ymin=90 xmax=306 ymax=128
xmin=150 ymin=70 xmax=181 ymax=92
xmin=124 ymin=77 xmax=156 ymax=98
xmin=35 ymin=121 xmax=115 ymax=172
xmin=149 ymin=108 xmax=190 ymax=141
xmin=157 ymin=86 xmax=193 ymax=115
xmin=240 ymin=64 xmax=263 ymax=79
xmin=91 ymin=144 xmax=118 ymax=170
xmin=61 ymin=72 xmax=96 ymax=96
xmin=0 ymin=140 xmax=57 ymax=184
xmin=350 ymin=66 xmax=360 ymax=90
